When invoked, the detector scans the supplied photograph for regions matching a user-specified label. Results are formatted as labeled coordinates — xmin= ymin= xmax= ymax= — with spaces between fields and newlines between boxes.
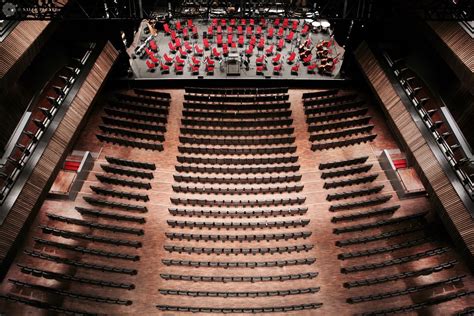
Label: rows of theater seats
xmin=0 ymin=43 xmax=96 ymax=203
xmin=2 ymin=156 xmax=156 ymax=314
xmin=96 ymin=89 xmax=171 ymax=151
xmin=319 ymin=154 xmax=473 ymax=314
xmin=302 ymin=89 xmax=377 ymax=151
xmin=157 ymin=87 xmax=323 ymax=312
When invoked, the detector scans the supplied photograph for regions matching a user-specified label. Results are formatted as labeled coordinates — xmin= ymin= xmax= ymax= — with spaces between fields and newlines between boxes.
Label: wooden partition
xmin=355 ymin=42 xmax=474 ymax=265
xmin=0 ymin=42 xmax=119 ymax=273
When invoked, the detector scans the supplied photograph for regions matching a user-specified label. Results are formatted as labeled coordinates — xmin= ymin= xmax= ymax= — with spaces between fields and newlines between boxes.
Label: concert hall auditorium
xmin=0 ymin=0 xmax=473 ymax=315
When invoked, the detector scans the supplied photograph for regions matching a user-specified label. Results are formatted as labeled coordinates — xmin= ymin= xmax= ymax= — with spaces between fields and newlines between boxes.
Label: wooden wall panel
xmin=355 ymin=42 xmax=474 ymax=262
xmin=0 ymin=42 xmax=118 ymax=268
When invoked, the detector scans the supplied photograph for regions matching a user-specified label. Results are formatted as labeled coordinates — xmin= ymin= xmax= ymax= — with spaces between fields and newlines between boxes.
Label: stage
xmin=127 ymin=18 xmax=345 ymax=81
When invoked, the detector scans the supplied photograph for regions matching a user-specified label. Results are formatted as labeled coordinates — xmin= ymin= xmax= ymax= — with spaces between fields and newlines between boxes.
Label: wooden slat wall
xmin=0 ymin=21 xmax=55 ymax=92
xmin=0 ymin=42 xmax=118 ymax=268
xmin=427 ymin=21 xmax=474 ymax=94
xmin=355 ymin=42 xmax=474 ymax=262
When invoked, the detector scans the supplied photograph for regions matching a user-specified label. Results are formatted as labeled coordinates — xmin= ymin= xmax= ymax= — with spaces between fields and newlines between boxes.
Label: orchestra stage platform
xmin=127 ymin=18 xmax=345 ymax=82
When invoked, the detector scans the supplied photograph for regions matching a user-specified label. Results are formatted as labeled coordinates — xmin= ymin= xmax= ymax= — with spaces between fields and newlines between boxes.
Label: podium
xmin=226 ymin=52 xmax=240 ymax=76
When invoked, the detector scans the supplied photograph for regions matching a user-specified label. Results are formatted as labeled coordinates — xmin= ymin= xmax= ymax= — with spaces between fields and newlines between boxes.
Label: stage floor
xmin=128 ymin=19 xmax=345 ymax=81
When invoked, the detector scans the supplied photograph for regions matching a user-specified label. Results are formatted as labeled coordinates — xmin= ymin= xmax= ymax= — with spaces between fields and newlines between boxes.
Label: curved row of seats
xmin=181 ymin=117 xmax=293 ymax=128
xmin=165 ymin=231 xmax=311 ymax=242
xmin=34 ymin=238 xmax=140 ymax=261
xmin=340 ymin=247 xmax=450 ymax=274
xmin=184 ymin=94 xmax=289 ymax=102
xmin=174 ymin=174 xmax=302 ymax=185
xmin=327 ymin=185 xmax=384 ymax=201
xmin=46 ymin=213 xmax=144 ymax=235
xmin=311 ymin=134 xmax=377 ymax=151
xmin=319 ymin=155 xmax=369 ymax=170
xmin=303 ymin=93 xmax=358 ymax=106
xmin=83 ymin=196 xmax=148 ymax=212
xmin=108 ymin=99 xmax=169 ymax=115
xmin=177 ymin=155 xmax=298 ymax=165
xmin=99 ymin=125 xmax=165 ymax=142
xmin=18 ymin=264 xmax=135 ymax=290
xmin=185 ymin=86 xmax=288 ymax=95
xmin=96 ymin=174 xmax=152 ymax=189
xmin=159 ymin=287 xmax=319 ymax=297
xmin=309 ymin=116 xmax=372 ymax=133
xmin=331 ymin=205 xmax=400 ymax=223
xmin=333 ymin=211 xmax=427 ymax=234
xmin=76 ymin=206 xmax=146 ymax=224
xmin=102 ymin=116 xmax=166 ymax=132
xmin=90 ymin=186 xmax=149 ymax=201
xmin=172 ymin=184 xmax=303 ymax=195
xmin=183 ymin=100 xmax=290 ymax=110
xmin=176 ymin=163 xmax=299 ymax=174
xmin=164 ymin=244 xmax=314 ymax=255
xmin=324 ymin=173 xmax=378 ymax=189
xmin=304 ymin=99 xmax=365 ymax=115
xmin=105 ymin=156 xmax=156 ymax=170
xmin=162 ymin=257 xmax=316 ymax=268
xmin=329 ymin=194 xmax=392 ymax=211
xmin=181 ymin=127 xmax=294 ymax=136
xmin=335 ymin=224 xmax=425 ymax=247
xmin=160 ymin=272 xmax=318 ymax=282
xmin=96 ymin=134 xmax=164 ymax=151
xmin=182 ymin=109 xmax=292 ymax=119
xmin=178 ymin=145 xmax=297 ymax=155
xmin=156 ymin=303 xmax=323 ymax=313
xmin=167 ymin=219 xmax=310 ymax=229
xmin=9 ymin=279 xmax=133 ymax=306
xmin=170 ymin=197 xmax=305 ymax=207
xmin=100 ymin=164 xmax=154 ymax=179
xmin=179 ymin=135 xmax=295 ymax=146
xmin=168 ymin=206 xmax=308 ymax=218
xmin=343 ymin=260 xmax=458 ymax=288
xmin=309 ymin=125 xmax=375 ymax=142
xmin=24 ymin=249 xmax=138 ymax=275
xmin=306 ymin=107 xmax=369 ymax=124
xmin=321 ymin=163 xmax=373 ymax=179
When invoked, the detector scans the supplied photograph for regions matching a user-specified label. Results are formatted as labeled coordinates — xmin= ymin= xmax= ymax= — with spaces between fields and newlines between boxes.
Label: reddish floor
xmin=0 ymin=88 xmax=472 ymax=315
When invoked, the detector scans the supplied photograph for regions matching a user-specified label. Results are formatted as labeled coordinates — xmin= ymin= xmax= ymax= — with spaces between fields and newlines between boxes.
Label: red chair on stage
xmin=246 ymin=26 xmax=253 ymax=38
xmin=205 ymin=56 xmax=215 ymax=66
xmin=249 ymin=19 xmax=255 ymax=26
xmin=170 ymin=30 xmax=177 ymax=40
xmin=259 ymin=18 xmax=266 ymax=28
xmin=184 ymin=41 xmax=192 ymax=52
xmin=203 ymin=38 xmax=211 ymax=50
xmin=168 ymin=42 xmax=176 ymax=53
xmin=192 ymin=26 xmax=199 ymax=39
xmin=149 ymin=39 xmax=158 ymax=52
xmin=272 ymin=53 xmax=281 ymax=65
xmin=145 ymin=47 xmax=153 ymax=57
xmin=182 ymin=28 xmax=189 ymax=40
xmin=206 ymin=64 xmax=214 ymax=75
xmin=256 ymin=55 xmax=265 ymax=66
xmin=146 ymin=59 xmax=156 ymax=72
xmin=227 ymin=26 xmax=233 ymax=34
xmin=164 ymin=23 xmax=171 ymax=35
xmin=238 ymin=35 xmax=245 ymax=47
xmin=256 ymin=26 xmax=262 ymax=37
xmin=301 ymin=24 xmax=310 ymax=36
xmin=303 ymin=54 xmax=312 ymax=65
xmin=256 ymin=65 xmax=265 ymax=75
xmin=194 ymin=44 xmax=204 ymax=56
xmin=307 ymin=63 xmax=318 ymax=73
xmin=212 ymin=19 xmax=218 ymax=28
xmin=217 ymin=34 xmax=223 ymax=47
xmin=273 ymin=64 xmax=282 ymax=75
xmin=176 ymin=21 xmax=182 ymax=32
xmin=191 ymin=65 xmax=200 ymax=75
xmin=277 ymin=39 xmax=284 ymax=51
xmin=220 ymin=19 xmax=226 ymax=27
xmin=277 ymin=27 xmax=284 ymax=38
xmin=191 ymin=56 xmax=201 ymax=66
xmin=291 ymin=63 xmax=300 ymax=75
xmin=257 ymin=38 xmax=265 ymax=50
xmin=150 ymin=54 xmax=159 ymax=64
xmin=230 ymin=19 xmax=236 ymax=26
xmin=217 ymin=25 xmax=222 ymax=34
xmin=292 ymin=20 xmax=298 ymax=32
xmin=240 ymin=18 xmax=246 ymax=26
xmin=249 ymin=36 xmax=257 ymax=47
xmin=179 ymin=47 xmax=187 ymax=57
xmin=245 ymin=45 xmax=254 ymax=56
xmin=175 ymin=64 xmax=183 ymax=74
xmin=160 ymin=62 xmax=170 ymax=74
xmin=163 ymin=53 xmax=173 ymax=65
xmin=267 ymin=27 xmax=274 ymax=39
xmin=287 ymin=52 xmax=296 ymax=64
xmin=227 ymin=34 xmax=233 ymax=46
xmin=175 ymin=55 xmax=185 ymax=66
xmin=265 ymin=45 xmax=274 ymax=56
xmin=187 ymin=19 xmax=193 ymax=29
xmin=237 ymin=25 xmax=243 ymax=36
xmin=222 ymin=43 xmax=229 ymax=57
xmin=207 ymin=25 xmax=214 ymax=38
xmin=174 ymin=37 xmax=182 ymax=48
xmin=283 ymin=18 xmax=289 ymax=29
xmin=212 ymin=47 xmax=221 ymax=59
xmin=286 ymin=31 xmax=295 ymax=43
xmin=274 ymin=18 xmax=280 ymax=28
